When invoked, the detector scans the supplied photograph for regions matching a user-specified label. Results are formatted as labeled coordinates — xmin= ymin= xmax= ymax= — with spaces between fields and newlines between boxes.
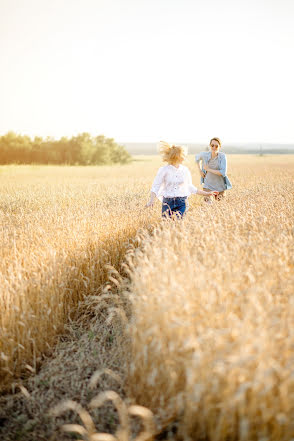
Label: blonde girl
xmin=146 ymin=141 xmax=217 ymax=218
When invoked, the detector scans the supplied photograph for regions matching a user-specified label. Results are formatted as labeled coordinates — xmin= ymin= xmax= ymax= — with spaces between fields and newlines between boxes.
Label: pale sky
xmin=1 ymin=0 xmax=294 ymax=144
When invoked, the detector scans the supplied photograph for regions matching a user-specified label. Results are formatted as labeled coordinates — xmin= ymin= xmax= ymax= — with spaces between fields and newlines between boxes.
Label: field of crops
xmin=0 ymin=159 xmax=160 ymax=388
xmin=0 ymin=155 xmax=294 ymax=441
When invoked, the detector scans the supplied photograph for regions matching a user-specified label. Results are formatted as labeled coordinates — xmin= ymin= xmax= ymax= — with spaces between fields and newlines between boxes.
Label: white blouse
xmin=151 ymin=164 xmax=198 ymax=201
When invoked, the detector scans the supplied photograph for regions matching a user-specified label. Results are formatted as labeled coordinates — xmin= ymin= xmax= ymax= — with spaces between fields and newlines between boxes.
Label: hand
xmin=200 ymin=170 xmax=206 ymax=178
xmin=145 ymin=200 xmax=154 ymax=208
xmin=203 ymin=163 xmax=209 ymax=172
xmin=210 ymin=191 xmax=219 ymax=196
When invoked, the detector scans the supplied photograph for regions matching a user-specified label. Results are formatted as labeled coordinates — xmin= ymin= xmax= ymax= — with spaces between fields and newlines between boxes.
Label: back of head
xmin=158 ymin=141 xmax=187 ymax=165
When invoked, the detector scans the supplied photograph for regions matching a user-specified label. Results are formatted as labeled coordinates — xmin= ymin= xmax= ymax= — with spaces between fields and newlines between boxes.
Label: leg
xmin=173 ymin=198 xmax=187 ymax=219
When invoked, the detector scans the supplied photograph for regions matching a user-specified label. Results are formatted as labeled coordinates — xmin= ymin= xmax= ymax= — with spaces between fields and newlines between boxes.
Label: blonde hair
xmin=210 ymin=137 xmax=222 ymax=147
xmin=158 ymin=141 xmax=187 ymax=165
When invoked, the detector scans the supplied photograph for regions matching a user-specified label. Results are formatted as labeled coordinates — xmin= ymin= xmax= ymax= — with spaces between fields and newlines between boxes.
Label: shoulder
xmin=218 ymin=152 xmax=227 ymax=162
xmin=181 ymin=165 xmax=191 ymax=174
xmin=156 ymin=165 xmax=168 ymax=175
xmin=195 ymin=151 xmax=208 ymax=159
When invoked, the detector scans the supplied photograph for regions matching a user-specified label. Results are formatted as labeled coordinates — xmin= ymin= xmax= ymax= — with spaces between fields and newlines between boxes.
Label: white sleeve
xmin=187 ymin=168 xmax=198 ymax=194
xmin=151 ymin=167 xmax=166 ymax=196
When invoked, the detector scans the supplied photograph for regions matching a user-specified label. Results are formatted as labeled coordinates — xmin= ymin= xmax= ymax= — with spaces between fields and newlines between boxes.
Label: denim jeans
xmin=162 ymin=197 xmax=188 ymax=219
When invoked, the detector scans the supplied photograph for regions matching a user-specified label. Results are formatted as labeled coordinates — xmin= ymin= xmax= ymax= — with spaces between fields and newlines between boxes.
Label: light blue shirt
xmin=195 ymin=151 xmax=232 ymax=190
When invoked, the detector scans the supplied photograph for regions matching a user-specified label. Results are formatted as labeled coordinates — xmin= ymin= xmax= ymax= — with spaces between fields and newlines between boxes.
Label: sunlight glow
xmin=0 ymin=0 xmax=293 ymax=144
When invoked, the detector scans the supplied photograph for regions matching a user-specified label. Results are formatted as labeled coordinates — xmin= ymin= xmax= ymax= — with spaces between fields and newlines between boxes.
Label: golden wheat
xmin=0 ymin=161 xmax=160 ymax=390
xmin=125 ymin=156 xmax=294 ymax=440
xmin=1 ymin=155 xmax=294 ymax=441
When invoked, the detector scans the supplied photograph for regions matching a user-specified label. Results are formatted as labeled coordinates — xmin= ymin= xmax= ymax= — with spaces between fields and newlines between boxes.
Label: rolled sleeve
xmin=219 ymin=155 xmax=227 ymax=177
xmin=195 ymin=152 xmax=203 ymax=162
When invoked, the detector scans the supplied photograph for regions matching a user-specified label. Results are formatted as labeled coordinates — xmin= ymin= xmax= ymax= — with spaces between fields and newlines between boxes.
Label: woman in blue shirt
xmin=195 ymin=137 xmax=232 ymax=203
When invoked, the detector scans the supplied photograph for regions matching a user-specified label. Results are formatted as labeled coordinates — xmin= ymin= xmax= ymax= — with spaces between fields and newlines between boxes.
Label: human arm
xmin=196 ymin=159 xmax=205 ymax=178
xmin=186 ymin=169 xmax=218 ymax=196
xmin=203 ymin=163 xmax=223 ymax=176
xmin=187 ymin=168 xmax=198 ymax=194
xmin=146 ymin=191 xmax=157 ymax=207
xmin=203 ymin=153 xmax=227 ymax=177
xmin=195 ymin=153 xmax=206 ymax=178
xmin=196 ymin=189 xmax=219 ymax=196
xmin=146 ymin=167 xmax=165 ymax=207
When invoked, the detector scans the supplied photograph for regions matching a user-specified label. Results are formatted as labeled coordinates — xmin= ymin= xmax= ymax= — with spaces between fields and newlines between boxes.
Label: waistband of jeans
xmin=163 ymin=196 xmax=187 ymax=201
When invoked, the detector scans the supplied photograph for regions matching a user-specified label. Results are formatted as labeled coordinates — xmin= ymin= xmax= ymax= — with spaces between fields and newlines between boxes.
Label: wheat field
xmin=125 ymin=155 xmax=294 ymax=441
xmin=0 ymin=155 xmax=294 ymax=441
xmin=0 ymin=160 xmax=159 ymax=389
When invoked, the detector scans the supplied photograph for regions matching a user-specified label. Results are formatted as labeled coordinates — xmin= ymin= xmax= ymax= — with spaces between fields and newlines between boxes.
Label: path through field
xmin=0 ymin=156 xmax=294 ymax=441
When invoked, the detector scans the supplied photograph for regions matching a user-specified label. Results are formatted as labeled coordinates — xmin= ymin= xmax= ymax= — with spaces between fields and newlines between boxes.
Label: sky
xmin=0 ymin=0 xmax=294 ymax=144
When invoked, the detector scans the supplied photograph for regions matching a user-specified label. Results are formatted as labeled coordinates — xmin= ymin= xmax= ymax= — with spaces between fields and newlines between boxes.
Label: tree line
xmin=0 ymin=132 xmax=131 ymax=165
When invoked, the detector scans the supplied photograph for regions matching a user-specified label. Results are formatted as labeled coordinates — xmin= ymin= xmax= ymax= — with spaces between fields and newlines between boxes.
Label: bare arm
xmin=203 ymin=163 xmax=222 ymax=176
xmin=196 ymin=159 xmax=205 ymax=178
xmin=196 ymin=189 xmax=218 ymax=196
xmin=187 ymin=169 xmax=217 ymax=196
xmin=146 ymin=191 xmax=157 ymax=207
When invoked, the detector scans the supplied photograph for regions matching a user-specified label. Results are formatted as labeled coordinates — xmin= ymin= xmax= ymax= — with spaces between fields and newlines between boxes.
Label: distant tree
xmin=0 ymin=132 xmax=132 ymax=165
xmin=0 ymin=132 xmax=31 ymax=164
xmin=31 ymin=136 xmax=44 ymax=163
xmin=91 ymin=135 xmax=131 ymax=165
xmin=108 ymin=138 xmax=131 ymax=164
xmin=91 ymin=135 xmax=110 ymax=164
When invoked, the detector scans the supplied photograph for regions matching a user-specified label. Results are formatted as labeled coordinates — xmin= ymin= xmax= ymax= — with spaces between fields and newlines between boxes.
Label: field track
xmin=0 ymin=155 xmax=294 ymax=440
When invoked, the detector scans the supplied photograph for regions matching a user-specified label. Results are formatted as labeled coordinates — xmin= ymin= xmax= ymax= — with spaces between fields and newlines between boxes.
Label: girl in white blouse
xmin=146 ymin=141 xmax=217 ymax=218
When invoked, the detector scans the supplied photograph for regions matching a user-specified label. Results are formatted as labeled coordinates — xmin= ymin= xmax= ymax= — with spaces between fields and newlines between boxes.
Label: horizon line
xmin=1 ymin=131 xmax=293 ymax=146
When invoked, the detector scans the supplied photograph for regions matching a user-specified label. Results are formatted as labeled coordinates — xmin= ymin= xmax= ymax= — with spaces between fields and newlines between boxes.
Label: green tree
xmin=0 ymin=132 xmax=132 ymax=165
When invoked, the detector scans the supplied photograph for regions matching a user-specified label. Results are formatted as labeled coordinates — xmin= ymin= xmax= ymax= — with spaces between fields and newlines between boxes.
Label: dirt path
xmin=0 ymin=307 xmax=128 ymax=441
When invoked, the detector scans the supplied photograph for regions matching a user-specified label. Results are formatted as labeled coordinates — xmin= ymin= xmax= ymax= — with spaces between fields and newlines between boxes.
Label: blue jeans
xmin=162 ymin=197 xmax=188 ymax=219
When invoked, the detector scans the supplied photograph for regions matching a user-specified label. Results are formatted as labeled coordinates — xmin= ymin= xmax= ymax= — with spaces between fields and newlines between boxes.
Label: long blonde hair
xmin=158 ymin=141 xmax=187 ymax=165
